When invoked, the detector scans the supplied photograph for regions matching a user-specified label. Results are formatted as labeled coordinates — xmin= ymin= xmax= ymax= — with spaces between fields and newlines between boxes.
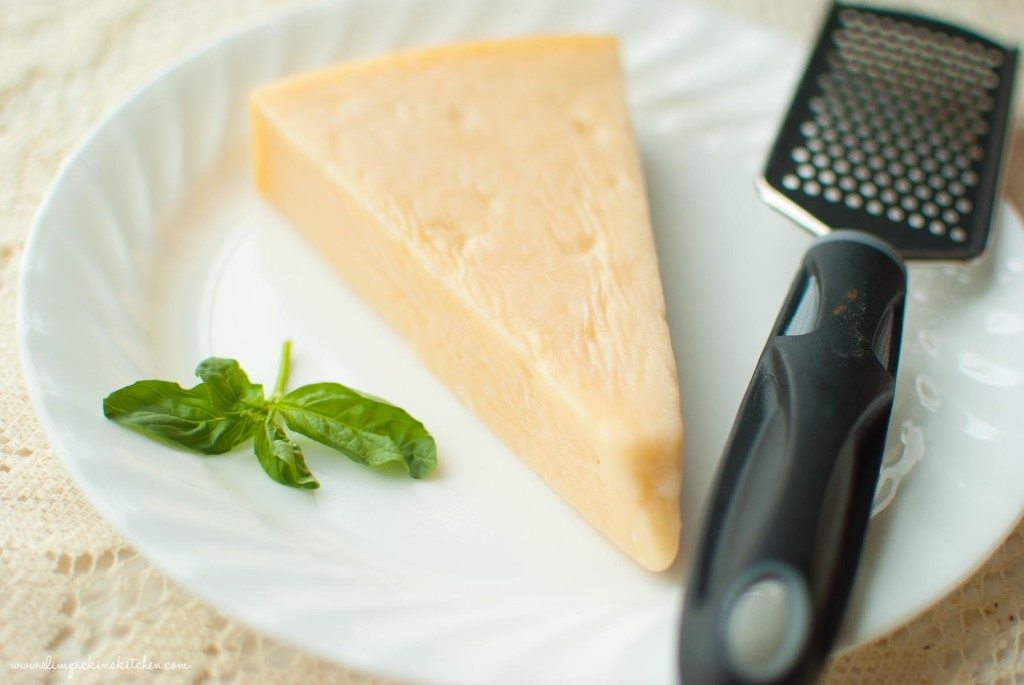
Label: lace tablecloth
xmin=2 ymin=1 xmax=1022 ymax=682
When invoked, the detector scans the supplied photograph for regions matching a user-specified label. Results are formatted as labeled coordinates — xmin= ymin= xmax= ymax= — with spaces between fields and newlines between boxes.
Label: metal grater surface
xmin=759 ymin=2 xmax=1018 ymax=261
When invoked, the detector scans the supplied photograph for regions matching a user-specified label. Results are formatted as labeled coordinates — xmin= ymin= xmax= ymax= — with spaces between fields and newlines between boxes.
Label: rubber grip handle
xmin=679 ymin=231 xmax=907 ymax=685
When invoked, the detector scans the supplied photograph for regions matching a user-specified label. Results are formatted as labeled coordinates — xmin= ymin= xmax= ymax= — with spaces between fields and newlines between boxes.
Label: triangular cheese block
xmin=250 ymin=36 xmax=683 ymax=570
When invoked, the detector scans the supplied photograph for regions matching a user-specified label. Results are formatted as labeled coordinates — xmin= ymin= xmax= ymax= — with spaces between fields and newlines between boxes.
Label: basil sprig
xmin=102 ymin=341 xmax=437 ymax=488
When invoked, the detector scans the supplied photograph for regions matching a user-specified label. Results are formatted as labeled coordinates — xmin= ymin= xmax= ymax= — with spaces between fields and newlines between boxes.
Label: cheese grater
xmin=679 ymin=4 xmax=1018 ymax=685
xmin=760 ymin=3 xmax=1017 ymax=260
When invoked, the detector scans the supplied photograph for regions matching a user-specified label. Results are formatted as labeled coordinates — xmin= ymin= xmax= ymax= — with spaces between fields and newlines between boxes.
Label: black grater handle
xmin=679 ymin=232 xmax=906 ymax=685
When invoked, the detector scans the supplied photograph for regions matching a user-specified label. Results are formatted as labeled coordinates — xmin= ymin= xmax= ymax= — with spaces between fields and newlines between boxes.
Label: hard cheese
xmin=250 ymin=36 xmax=683 ymax=570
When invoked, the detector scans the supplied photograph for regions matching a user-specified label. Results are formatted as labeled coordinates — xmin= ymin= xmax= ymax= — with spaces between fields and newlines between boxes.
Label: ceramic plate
xmin=18 ymin=0 xmax=1024 ymax=683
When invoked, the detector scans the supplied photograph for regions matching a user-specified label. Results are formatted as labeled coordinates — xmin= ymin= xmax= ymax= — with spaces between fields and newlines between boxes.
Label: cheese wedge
xmin=250 ymin=36 xmax=683 ymax=570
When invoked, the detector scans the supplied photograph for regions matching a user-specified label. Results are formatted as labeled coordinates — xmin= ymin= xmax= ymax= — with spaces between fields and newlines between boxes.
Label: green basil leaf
xmin=103 ymin=342 xmax=438 ymax=492
xmin=195 ymin=357 xmax=264 ymax=411
xmin=276 ymin=383 xmax=436 ymax=478
xmin=253 ymin=414 xmax=319 ymax=489
xmin=103 ymin=380 xmax=262 ymax=455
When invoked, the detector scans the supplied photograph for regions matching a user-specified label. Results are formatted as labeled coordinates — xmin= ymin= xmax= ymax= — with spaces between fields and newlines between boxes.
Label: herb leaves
xmin=254 ymin=413 xmax=318 ymax=489
xmin=277 ymin=383 xmax=437 ymax=479
xmin=100 ymin=375 xmax=262 ymax=455
xmin=102 ymin=341 xmax=437 ymax=488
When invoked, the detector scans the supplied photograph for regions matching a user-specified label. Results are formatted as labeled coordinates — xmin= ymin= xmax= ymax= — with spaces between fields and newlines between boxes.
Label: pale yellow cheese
xmin=250 ymin=36 xmax=683 ymax=570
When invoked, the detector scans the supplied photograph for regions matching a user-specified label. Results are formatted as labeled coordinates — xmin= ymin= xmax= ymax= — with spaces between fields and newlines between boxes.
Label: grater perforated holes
xmin=778 ymin=8 xmax=1000 ymax=244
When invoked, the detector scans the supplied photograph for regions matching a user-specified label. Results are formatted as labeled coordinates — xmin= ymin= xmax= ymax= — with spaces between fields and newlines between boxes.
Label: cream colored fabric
xmin=1 ymin=1 xmax=1022 ymax=683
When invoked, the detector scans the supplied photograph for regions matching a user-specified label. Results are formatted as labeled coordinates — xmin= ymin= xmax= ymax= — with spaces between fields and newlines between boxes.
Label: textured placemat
xmin=1 ymin=1 xmax=1022 ymax=683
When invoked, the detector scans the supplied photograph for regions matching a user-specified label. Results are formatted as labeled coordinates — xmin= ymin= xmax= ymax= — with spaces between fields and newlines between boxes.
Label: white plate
xmin=18 ymin=0 xmax=1024 ymax=683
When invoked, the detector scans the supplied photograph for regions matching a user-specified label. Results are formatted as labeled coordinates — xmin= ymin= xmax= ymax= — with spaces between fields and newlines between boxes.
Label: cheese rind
xmin=251 ymin=36 xmax=683 ymax=570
